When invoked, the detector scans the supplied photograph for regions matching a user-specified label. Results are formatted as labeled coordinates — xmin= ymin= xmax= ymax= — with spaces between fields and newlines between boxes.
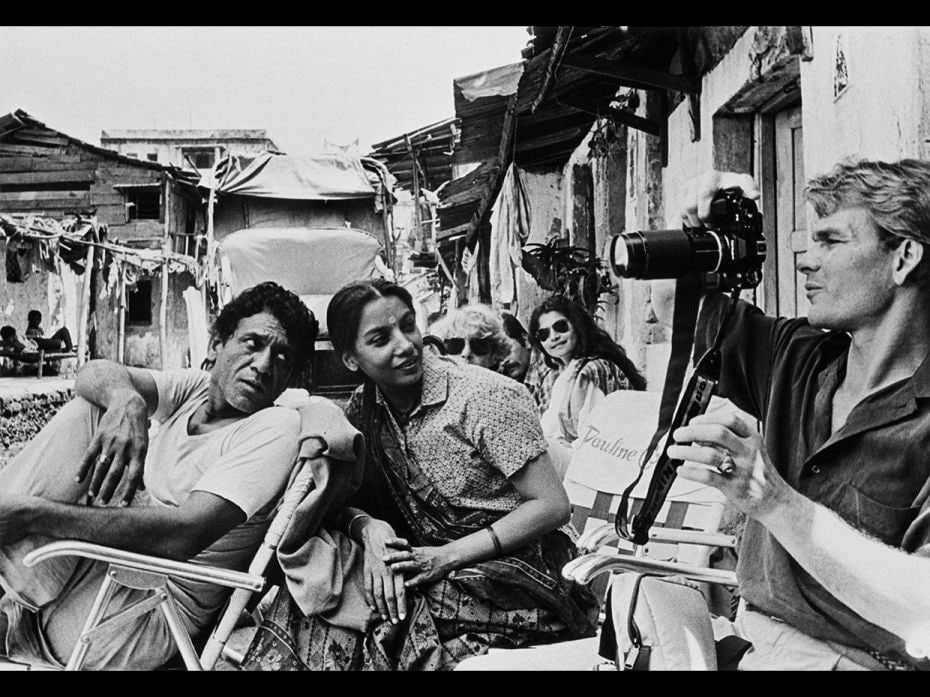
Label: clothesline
xmin=4 ymin=227 xmax=199 ymax=271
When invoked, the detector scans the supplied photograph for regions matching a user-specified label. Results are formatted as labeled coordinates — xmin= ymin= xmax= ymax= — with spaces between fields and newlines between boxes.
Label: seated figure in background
xmin=527 ymin=296 xmax=646 ymax=479
xmin=428 ymin=303 xmax=510 ymax=372
xmin=498 ymin=312 xmax=532 ymax=383
xmin=1 ymin=324 xmax=73 ymax=355
xmin=24 ymin=310 xmax=44 ymax=339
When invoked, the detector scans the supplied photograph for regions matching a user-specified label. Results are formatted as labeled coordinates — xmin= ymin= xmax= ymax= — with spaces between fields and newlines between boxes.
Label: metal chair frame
xmin=16 ymin=455 xmax=316 ymax=671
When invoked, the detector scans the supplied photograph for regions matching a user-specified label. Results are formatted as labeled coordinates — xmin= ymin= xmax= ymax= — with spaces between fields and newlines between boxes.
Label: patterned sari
xmin=242 ymin=382 xmax=599 ymax=671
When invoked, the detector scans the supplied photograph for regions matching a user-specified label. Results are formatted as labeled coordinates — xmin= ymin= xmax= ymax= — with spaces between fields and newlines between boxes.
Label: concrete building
xmin=99 ymin=128 xmax=279 ymax=174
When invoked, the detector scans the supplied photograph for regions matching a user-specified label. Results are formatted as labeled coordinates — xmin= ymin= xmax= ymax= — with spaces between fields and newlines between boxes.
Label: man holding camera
xmin=649 ymin=159 xmax=930 ymax=670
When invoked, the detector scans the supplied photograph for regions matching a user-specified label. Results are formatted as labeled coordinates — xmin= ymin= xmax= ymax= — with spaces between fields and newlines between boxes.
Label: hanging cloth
xmin=5 ymin=236 xmax=30 ymax=282
xmin=488 ymin=163 xmax=531 ymax=309
xmin=461 ymin=239 xmax=482 ymax=305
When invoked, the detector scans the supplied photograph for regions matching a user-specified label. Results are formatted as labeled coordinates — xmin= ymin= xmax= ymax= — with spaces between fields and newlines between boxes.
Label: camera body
xmin=608 ymin=190 xmax=765 ymax=291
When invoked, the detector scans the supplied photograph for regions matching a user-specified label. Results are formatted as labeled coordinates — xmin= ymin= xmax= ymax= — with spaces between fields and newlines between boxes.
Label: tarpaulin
xmin=216 ymin=226 xmax=383 ymax=335
xmin=215 ymin=152 xmax=376 ymax=201
xmin=454 ymin=62 xmax=524 ymax=101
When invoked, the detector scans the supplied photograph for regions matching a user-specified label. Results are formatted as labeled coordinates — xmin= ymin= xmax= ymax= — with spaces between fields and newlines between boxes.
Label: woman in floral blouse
xmin=242 ymin=279 xmax=598 ymax=671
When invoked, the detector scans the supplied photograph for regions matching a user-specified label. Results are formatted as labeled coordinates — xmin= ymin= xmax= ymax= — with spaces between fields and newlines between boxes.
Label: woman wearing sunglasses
xmin=427 ymin=304 xmax=511 ymax=371
xmin=242 ymin=279 xmax=599 ymax=671
xmin=528 ymin=296 xmax=647 ymax=478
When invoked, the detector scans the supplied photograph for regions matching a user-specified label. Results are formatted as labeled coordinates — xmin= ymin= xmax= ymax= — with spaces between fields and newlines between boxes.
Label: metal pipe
xmin=65 ymin=571 xmax=117 ymax=670
xmin=562 ymin=551 xmax=739 ymax=587
xmin=23 ymin=541 xmax=264 ymax=592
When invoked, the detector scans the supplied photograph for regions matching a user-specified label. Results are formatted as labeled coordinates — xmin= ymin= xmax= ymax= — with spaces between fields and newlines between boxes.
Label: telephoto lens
xmin=608 ymin=227 xmax=726 ymax=279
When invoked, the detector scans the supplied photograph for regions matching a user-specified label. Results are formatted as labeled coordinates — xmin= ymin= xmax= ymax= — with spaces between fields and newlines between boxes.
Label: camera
xmin=607 ymin=189 xmax=766 ymax=290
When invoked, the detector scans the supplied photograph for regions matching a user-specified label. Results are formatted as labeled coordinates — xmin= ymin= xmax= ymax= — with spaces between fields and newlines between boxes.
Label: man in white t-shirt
xmin=0 ymin=281 xmax=321 ymax=670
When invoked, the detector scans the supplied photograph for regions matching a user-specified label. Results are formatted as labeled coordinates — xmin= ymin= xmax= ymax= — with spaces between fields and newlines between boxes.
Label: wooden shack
xmin=0 ymin=110 xmax=205 ymax=371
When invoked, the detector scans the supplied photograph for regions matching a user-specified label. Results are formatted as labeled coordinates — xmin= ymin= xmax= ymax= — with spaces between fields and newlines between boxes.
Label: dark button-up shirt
xmin=699 ymin=294 xmax=930 ymax=664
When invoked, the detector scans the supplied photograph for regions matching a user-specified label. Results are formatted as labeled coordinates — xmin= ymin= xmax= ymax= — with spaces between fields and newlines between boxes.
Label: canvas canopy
xmin=216 ymin=226 xmax=383 ymax=336
xmin=214 ymin=152 xmax=375 ymax=200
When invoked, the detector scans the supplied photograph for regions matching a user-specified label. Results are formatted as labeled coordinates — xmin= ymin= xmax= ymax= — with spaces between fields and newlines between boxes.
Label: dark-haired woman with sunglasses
xmin=528 ymin=296 xmax=647 ymax=478
xmin=427 ymin=304 xmax=511 ymax=371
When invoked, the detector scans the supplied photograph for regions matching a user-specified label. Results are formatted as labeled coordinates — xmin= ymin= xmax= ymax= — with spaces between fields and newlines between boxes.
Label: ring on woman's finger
xmin=717 ymin=452 xmax=736 ymax=476
xmin=97 ymin=454 xmax=110 ymax=465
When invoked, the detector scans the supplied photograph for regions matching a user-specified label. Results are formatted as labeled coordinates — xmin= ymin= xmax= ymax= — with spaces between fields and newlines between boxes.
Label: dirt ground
xmin=0 ymin=442 xmax=25 ymax=470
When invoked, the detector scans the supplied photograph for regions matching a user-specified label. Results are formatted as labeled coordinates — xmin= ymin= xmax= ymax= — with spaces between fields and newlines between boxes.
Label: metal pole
xmin=160 ymin=180 xmax=170 ymax=369
xmin=76 ymin=237 xmax=94 ymax=368
xmin=117 ymin=263 xmax=126 ymax=364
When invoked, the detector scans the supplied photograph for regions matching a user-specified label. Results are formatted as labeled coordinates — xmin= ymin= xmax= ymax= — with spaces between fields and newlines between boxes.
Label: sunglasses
xmin=535 ymin=319 xmax=571 ymax=343
xmin=443 ymin=336 xmax=493 ymax=357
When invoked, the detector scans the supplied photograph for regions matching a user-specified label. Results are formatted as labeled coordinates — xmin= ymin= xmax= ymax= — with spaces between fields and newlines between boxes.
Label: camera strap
xmin=614 ymin=273 xmax=703 ymax=543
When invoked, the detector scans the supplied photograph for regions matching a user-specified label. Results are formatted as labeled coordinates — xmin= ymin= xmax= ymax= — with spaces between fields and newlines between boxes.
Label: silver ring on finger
xmin=717 ymin=451 xmax=736 ymax=476
xmin=98 ymin=454 xmax=110 ymax=465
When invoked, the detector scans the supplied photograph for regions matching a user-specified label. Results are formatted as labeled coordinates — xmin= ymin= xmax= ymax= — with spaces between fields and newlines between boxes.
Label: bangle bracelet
xmin=348 ymin=513 xmax=371 ymax=537
xmin=486 ymin=525 xmax=503 ymax=556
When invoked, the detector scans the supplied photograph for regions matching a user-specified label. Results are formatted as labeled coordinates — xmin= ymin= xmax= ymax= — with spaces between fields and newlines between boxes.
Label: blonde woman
xmin=428 ymin=304 xmax=510 ymax=371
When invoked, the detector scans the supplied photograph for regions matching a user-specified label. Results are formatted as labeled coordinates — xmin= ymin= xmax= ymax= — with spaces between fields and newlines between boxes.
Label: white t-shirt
xmin=143 ymin=369 xmax=300 ymax=630
xmin=145 ymin=369 xmax=299 ymax=518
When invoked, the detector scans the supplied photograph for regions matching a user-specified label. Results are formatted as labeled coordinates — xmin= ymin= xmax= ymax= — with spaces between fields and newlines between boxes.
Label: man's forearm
xmin=757 ymin=488 xmax=930 ymax=643
xmin=75 ymin=359 xmax=154 ymax=413
xmin=14 ymin=496 xmax=208 ymax=560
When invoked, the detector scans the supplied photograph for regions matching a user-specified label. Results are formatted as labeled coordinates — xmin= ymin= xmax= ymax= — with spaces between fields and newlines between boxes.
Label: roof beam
xmin=531 ymin=26 xmax=574 ymax=113
xmin=560 ymin=54 xmax=699 ymax=94
xmin=608 ymin=109 xmax=662 ymax=137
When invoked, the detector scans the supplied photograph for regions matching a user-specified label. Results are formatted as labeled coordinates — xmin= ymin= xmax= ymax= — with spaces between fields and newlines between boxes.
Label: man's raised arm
xmin=74 ymin=359 xmax=159 ymax=506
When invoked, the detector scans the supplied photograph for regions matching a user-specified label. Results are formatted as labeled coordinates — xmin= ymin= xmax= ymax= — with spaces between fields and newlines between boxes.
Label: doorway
xmin=758 ymin=91 xmax=807 ymax=319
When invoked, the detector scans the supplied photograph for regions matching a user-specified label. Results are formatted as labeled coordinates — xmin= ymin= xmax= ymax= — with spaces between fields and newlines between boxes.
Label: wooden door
xmin=773 ymin=105 xmax=809 ymax=319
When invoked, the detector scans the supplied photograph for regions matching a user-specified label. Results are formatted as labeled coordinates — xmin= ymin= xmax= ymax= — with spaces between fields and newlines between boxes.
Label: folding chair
xmin=9 ymin=453 xmax=316 ymax=671
xmin=455 ymin=390 xmax=740 ymax=671
xmin=563 ymin=389 xmax=739 ymax=590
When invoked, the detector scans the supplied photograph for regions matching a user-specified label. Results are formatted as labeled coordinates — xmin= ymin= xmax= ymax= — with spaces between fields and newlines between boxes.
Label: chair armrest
xmin=577 ymin=522 xmax=738 ymax=553
xmin=562 ymin=551 xmax=739 ymax=588
xmin=23 ymin=541 xmax=265 ymax=592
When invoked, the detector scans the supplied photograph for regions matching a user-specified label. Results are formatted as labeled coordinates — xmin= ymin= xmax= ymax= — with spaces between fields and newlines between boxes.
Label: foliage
xmin=521 ymin=237 xmax=616 ymax=317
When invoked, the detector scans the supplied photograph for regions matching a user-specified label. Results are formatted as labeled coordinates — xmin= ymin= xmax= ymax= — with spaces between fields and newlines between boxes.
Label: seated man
xmin=0 ymin=281 xmax=320 ymax=670
xmin=499 ymin=312 xmax=532 ymax=383
xmin=1 ymin=324 xmax=74 ymax=355
xmin=24 ymin=310 xmax=45 ymax=339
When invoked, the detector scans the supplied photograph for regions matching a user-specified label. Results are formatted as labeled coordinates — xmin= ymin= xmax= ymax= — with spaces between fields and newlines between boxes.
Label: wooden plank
xmin=561 ymin=55 xmax=699 ymax=94
xmin=0 ymin=143 xmax=56 ymax=156
xmin=609 ymin=109 xmax=661 ymax=137
xmin=88 ymin=193 xmax=127 ymax=206
xmin=95 ymin=204 xmax=129 ymax=225
xmin=16 ymin=127 xmax=63 ymax=137
xmin=0 ymin=189 xmax=91 ymax=202
xmin=0 ymin=169 xmax=96 ymax=185
xmin=96 ymin=169 xmax=161 ymax=183
xmin=12 ymin=134 xmax=69 ymax=148
xmin=0 ymin=197 xmax=93 ymax=211
xmin=0 ymin=155 xmax=87 ymax=170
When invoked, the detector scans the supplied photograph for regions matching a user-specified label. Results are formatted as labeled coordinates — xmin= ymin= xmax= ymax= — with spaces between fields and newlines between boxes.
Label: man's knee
xmin=0 ymin=397 xmax=102 ymax=495
xmin=44 ymin=397 xmax=103 ymax=434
